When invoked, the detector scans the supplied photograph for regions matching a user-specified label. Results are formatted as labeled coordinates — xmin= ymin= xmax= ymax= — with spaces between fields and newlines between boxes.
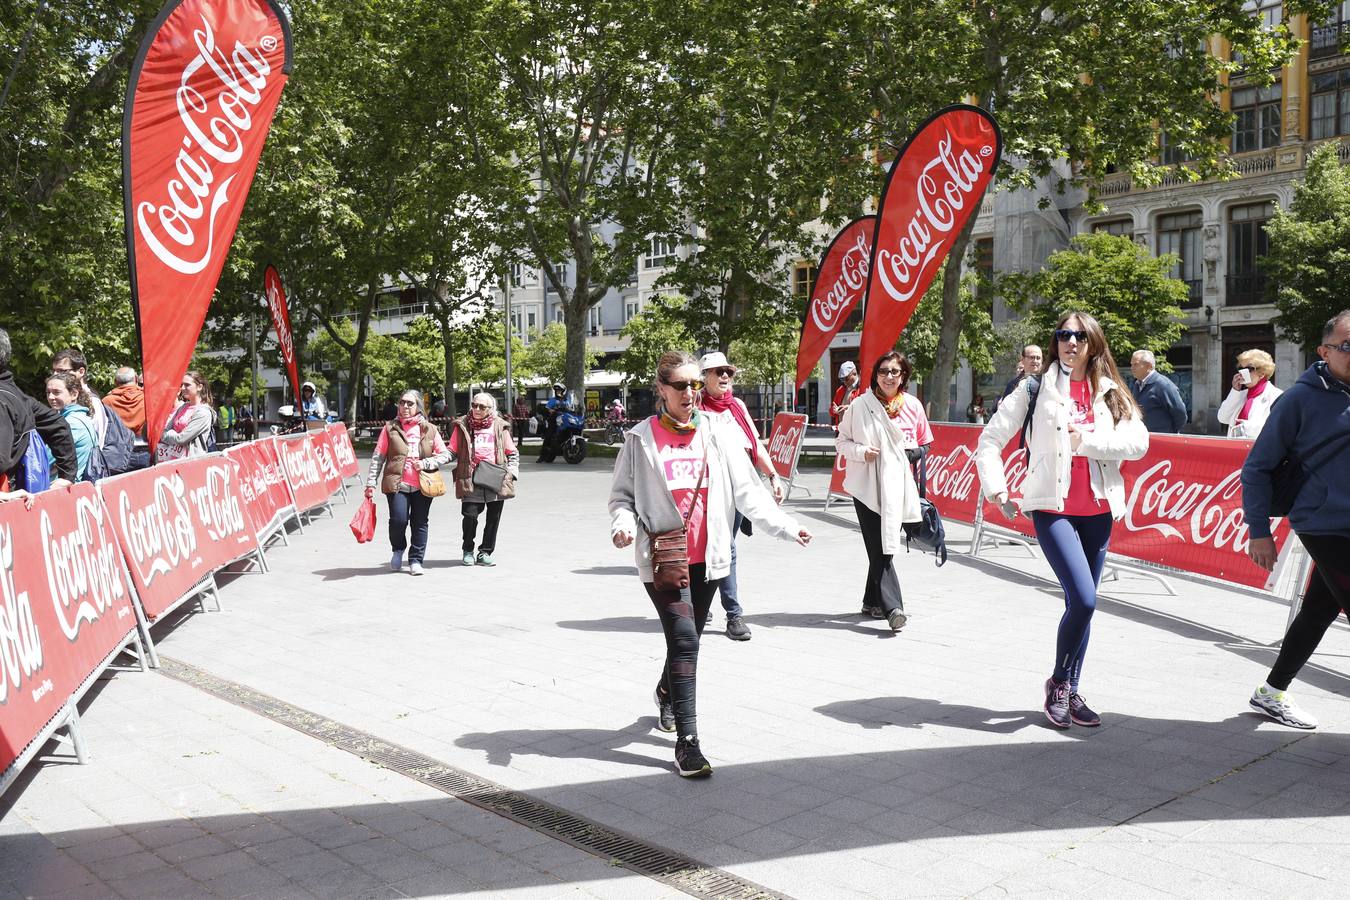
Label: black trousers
xmin=854 ymin=499 xmax=904 ymax=615
xmin=461 ymin=499 xmax=503 ymax=553
xmin=645 ymin=564 xmax=719 ymax=738
xmin=1267 ymin=533 xmax=1350 ymax=691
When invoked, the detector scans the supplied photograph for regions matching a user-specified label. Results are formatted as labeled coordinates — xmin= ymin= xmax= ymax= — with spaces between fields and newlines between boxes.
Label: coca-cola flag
xmin=795 ymin=217 xmax=874 ymax=389
xmin=124 ymin=0 xmax=293 ymax=448
xmin=264 ymin=265 xmax=300 ymax=403
xmin=765 ymin=413 xmax=808 ymax=481
xmin=858 ymin=106 xmax=1001 ymax=377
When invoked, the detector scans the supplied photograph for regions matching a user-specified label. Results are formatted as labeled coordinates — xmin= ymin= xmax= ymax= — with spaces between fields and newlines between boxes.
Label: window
xmin=624 ymin=296 xmax=642 ymax=323
xmin=545 ymin=264 xmax=565 ymax=294
xmin=1231 ymin=83 xmax=1281 ymax=152
xmin=1311 ymin=1 xmax=1349 ymax=58
xmin=1311 ymin=69 xmax=1350 ymax=139
xmin=1227 ymin=202 xmax=1273 ymax=306
xmin=1164 ymin=343 xmax=1194 ymax=419
xmin=644 ymin=236 xmax=676 ymax=269
xmin=1156 ymin=211 xmax=1203 ymax=308
xmin=587 ymin=305 xmax=602 ymax=336
xmin=1159 ymin=129 xmax=1191 ymax=165
xmin=1091 ymin=219 xmax=1132 ymax=236
xmin=511 ymin=306 xmax=541 ymax=342
xmin=972 ymin=237 xmax=994 ymax=301
xmin=793 ymin=263 xmax=818 ymax=301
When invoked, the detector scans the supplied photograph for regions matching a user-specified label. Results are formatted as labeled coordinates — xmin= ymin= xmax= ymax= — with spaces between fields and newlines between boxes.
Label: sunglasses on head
xmin=470 ymin=402 xmax=490 ymax=410
xmin=1055 ymin=328 xmax=1088 ymax=343
xmin=877 ymin=367 xmax=904 ymax=377
xmin=708 ymin=367 xmax=735 ymax=378
xmin=661 ymin=378 xmax=704 ymax=392
xmin=1323 ymin=340 xmax=1350 ymax=354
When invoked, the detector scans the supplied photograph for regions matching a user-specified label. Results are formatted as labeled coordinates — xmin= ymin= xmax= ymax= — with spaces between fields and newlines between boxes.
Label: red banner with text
xmin=263 ymin=265 xmax=300 ymax=402
xmin=327 ymin=423 xmax=360 ymax=480
xmin=308 ymin=429 xmax=344 ymax=496
xmin=828 ymin=452 xmax=849 ymax=499
xmin=275 ymin=434 xmax=329 ymax=513
xmin=795 ymin=217 xmax=874 ymax=389
xmin=223 ymin=436 xmax=294 ymax=537
xmin=0 ymin=485 xmax=140 ymax=774
xmin=766 ymin=413 xmax=808 ymax=481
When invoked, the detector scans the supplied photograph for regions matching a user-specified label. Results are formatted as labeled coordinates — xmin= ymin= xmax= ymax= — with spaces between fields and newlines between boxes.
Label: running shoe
xmin=1249 ymin=684 xmax=1319 ymax=729
xmin=390 ymin=551 xmax=404 ymax=571
xmin=476 ymin=552 xmax=495 ymax=567
xmin=462 ymin=550 xmax=475 ymax=566
xmin=653 ymin=688 xmax=675 ymax=733
xmin=726 ymin=616 xmax=751 ymax=641
xmin=674 ymin=735 xmax=712 ymax=777
xmin=1043 ymin=678 xmax=1071 ymax=729
xmin=887 ymin=609 xmax=908 ymax=632
xmin=1068 ymin=692 xmax=1100 ymax=727
xmin=409 ymin=561 xmax=424 ymax=576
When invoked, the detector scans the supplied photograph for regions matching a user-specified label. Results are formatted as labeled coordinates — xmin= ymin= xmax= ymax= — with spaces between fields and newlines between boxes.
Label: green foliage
xmin=998 ymin=233 xmax=1187 ymax=366
xmin=311 ymin=318 xmax=441 ymax=403
xmin=520 ymin=322 xmax=598 ymax=387
xmin=898 ymin=269 xmax=998 ymax=382
xmin=1263 ymin=145 xmax=1350 ymax=353
xmin=615 ymin=296 xmax=695 ymax=386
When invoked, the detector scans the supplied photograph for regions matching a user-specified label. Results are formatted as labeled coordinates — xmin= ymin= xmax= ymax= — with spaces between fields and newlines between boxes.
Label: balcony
xmin=1310 ymin=21 xmax=1348 ymax=59
xmin=1225 ymin=272 xmax=1268 ymax=307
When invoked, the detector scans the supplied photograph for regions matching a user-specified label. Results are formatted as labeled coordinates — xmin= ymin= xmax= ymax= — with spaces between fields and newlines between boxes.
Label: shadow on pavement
xmin=310 ymin=567 xmax=391 ymax=581
xmin=816 ymin=697 xmax=1034 ymax=734
xmin=456 ymin=718 xmax=671 ymax=770
xmin=570 ymin=566 xmax=638 ymax=577
xmin=555 ymin=616 xmax=660 ymax=633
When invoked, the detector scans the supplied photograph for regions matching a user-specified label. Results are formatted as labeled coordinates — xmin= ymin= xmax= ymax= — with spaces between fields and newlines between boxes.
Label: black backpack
xmin=904 ymin=452 xmax=948 ymax=566
xmin=84 ymin=409 xmax=138 ymax=481
xmin=1018 ymin=376 xmax=1041 ymax=449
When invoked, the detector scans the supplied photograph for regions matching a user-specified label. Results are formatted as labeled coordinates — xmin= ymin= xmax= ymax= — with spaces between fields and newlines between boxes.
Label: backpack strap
xmin=1018 ymin=377 xmax=1041 ymax=450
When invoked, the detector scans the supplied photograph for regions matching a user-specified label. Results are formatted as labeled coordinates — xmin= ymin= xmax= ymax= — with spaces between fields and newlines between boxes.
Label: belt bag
xmin=645 ymin=436 xmax=709 ymax=593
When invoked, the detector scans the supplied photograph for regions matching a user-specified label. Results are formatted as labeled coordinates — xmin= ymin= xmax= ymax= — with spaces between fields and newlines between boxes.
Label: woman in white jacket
xmin=1216 ymin=349 xmax=1282 ymax=439
xmin=975 ymin=312 xmax=1148 ymax=729
xmin=835 ymin=351 xmax=931 ymax=633
xmin=610 ymin=350 xmax=812 ymax=778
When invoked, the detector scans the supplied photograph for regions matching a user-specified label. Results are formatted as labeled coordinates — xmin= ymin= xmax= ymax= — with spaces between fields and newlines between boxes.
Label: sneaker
xmin=1068 ymin=692 xmax=1100 ymax=727
xmin=862 ymin=606 xmax=884 ymax=618
xmin=726 ymin=615 xmax=751 ymax=641
xmin=674 ymin=735 xmax=712 ymax=778
xmin=462 ymin=550 xmax=475 ymax=566
xmin=390 ymin=551 xmax=404 ymax=571
xmin=1249 ymin=684 xmax=1318 ymax=729
xmin=653 ymin=688 xmax=675 ymax=733
xmin=887 ymin=609 xmax=908 ymax=632
xmin=475 ymin=552 xmax=495 ymax=567
xmin=409 ymin=561 xmax=424 ymax=576
xmin=1043 ymin=678 xmax=1071 ymax=729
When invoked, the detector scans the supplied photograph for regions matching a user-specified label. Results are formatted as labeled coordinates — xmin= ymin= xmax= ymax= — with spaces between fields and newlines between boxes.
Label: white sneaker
xmin=390 ymin=551 xmax=404 ymax=571
xmin=1249 ymin=684 xmax=1318 ymax=729
xmin=409 ymin=561 xmax=424 ymax=576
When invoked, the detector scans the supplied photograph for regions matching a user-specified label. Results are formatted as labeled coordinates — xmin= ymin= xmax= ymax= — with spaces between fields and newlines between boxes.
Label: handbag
xmin=1267 ymin=431 xmax=1343 ymax=517
xmin=903 ymin=454 xmax=948 ymax=566
xmin=472 ymin=460 xmax=515 ymax=499
xmin=349 ymin=497 xmax=377 ymax=543
xmin=418 ymin=467 xmax=446 ymax=498
xmin=645 ymin=436 xmax=709 ymax=592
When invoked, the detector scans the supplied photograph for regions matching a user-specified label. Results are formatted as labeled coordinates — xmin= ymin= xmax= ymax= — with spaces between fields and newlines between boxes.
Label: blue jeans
xmin=387 ymin=490 xmax=432 ymax=564
xmin=716 ymin=511 xmax=745 ymax=617
xmin=1031 ymin=511 xmax=1113 ymax=688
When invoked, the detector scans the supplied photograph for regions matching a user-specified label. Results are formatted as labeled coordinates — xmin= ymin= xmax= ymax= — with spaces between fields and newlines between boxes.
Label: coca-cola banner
xmin=99 ymin=454 xmax=258 ymax=620
xmin=795 ymin=217 xmax=874 ymax=389
xmin=925 ymin=424 xmax=1293 ymax=590
xmin=123 ymin=0 xmax=293 ymax=447
xmin=223 ymin=436 xmax=294 ymax=538
xmin=0 ymin=484 xmax=140 ymax=774
xmin=828 ymin=452 xmax=850 ymax=499
xmin=263 ymin=265 xmax=300 ymax=403
xmin=308 ymin=429 xmax=345 ymax=496
xmin=327 ymin=423 xmax=360 ymax=480
xmin=766 ymin=413 xmax=808 ymax=481
xmin=276 ymin=434 xmax=330 ymax=513
xmin=858 ymin=106 xmax=1002 ymax=377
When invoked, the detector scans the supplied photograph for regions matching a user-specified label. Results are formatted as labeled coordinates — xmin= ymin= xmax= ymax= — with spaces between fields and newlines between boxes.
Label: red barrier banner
xmin=795 ymin=217 xmax=874 ymax=389
xmin=99 ymin=455 xmax=257 ymax=620
xmin=926 ymin=424 xmax=1292 ymax=590
xmin=264 ymin=265 xmax=301 ymax=403
xmin=858 ymin=105 xmax=1002 ymax=377
xmin=828 ymin=451 xmax=849 ymax=498
xmin=327 ymin=423 xmax=360 ymax=480
xmin=308 ymin=429 xmax=344 ymax=496
xmin=276 ymin=434 xmax=329 ymax=513
xmin=124 ymin=0 xmax=293 ymax=447
xmin=0 ymin=484 xmax=140 ymax=774
xmin=766 ymin=413 xmax=808 ymax=481
xmin=224 ymin=437 xmax=294 ymax=537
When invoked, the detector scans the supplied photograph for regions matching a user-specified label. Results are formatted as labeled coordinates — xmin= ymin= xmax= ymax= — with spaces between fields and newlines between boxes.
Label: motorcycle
xmin=534 ymin=396 xmax=588 ymax=464
xmin=272 ymin=404 xmax=340 ymax=435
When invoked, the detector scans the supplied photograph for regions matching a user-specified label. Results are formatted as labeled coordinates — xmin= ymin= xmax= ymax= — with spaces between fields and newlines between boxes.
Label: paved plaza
xmin=3 ymin=453 xmax=1350 ymax=898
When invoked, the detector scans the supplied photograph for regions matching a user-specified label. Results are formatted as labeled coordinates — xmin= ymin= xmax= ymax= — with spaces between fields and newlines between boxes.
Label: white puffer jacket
xmin=975 ymin=367 xmax=1149 ymax=519
xmin=1216 ymin=381 xmax=1283 ymax=439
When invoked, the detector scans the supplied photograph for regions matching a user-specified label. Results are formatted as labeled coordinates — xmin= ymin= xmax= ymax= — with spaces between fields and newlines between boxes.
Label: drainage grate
xmin=158 ymin=656 xmax=790 ymax=900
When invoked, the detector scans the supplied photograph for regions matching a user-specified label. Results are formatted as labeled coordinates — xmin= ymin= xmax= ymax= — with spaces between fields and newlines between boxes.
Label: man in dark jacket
xmin=999 ymin=344 xmax=1043 ymax=405
xmin=1128 ymin=349 xmax=1188 ymax=433
xmin=0 ymin=328 xmax=78 ymax=485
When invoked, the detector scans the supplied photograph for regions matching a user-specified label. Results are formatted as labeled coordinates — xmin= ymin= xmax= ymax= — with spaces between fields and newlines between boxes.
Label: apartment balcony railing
xmin=1310 ymin=21 xmax=1348 ymax=59
xmin=1225 ymin=272 xmax=1268 ymax=307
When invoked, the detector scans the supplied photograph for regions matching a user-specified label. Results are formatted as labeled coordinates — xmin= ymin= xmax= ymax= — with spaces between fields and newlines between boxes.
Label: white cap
xmin=838 ymin=361 xmax=858 ymax=379
xmin=699 ymin=351 xmax=736 ymax=373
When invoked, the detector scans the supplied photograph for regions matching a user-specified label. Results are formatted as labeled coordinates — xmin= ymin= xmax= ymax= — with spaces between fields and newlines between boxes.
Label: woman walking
xmin=835 ymin=351 xmax=933 ymax=633
xmin=45 ymin=372 xmax=98 ymax=480
xmin=975 ymin=312 xmax=1148 ymax=728
xmin=450 ymin=392 xmax=519 ymax=567
xmin=610 ymin=350 xmax=812 ymax=777
xmin=157 ymin=371 xmax=216 ymax=462
xmin=1217 ymin=349 xmax=1282 ymax=439
xmin=364 ymin=389 xmax=451 ymax=576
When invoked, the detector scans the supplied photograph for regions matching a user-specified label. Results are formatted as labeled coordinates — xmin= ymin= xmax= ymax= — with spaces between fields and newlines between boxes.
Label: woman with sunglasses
xmin=449 ymin=392 xmax=519 ymax=567
xmin=835 ymin=351 xmax=932 ymax=632
xmin=1217 ymin=349 xmax=1282 ymax=439
xmin=610 ymin=350 xmax=812 ymax=777
xmin=975 ymin=312 xmax=1148 ymax=728
xmin=365 ymin=389 xmax=451 ymax=576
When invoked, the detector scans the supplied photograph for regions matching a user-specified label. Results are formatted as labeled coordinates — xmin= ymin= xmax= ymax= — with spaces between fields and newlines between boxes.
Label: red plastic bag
xmin=349 ymin=497 xmax=377 ymax=543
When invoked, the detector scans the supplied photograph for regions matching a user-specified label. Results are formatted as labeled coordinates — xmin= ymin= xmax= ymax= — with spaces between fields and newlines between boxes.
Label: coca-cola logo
xmin=42 ymin=496 xmax=127 ymax=642
xmin=926 ymin=445 xmax=978 ymax=502
xmin=331 ymin=429 xmax=356 ymax=469
xmin=280 ymin=438 xmax=321 ymax=486
xmin=874 ymin=131 xmax=993 ymax=306
xmin=265 ymin=273 xmax=294 ymax=366
xmin=314 ymin=439 xmax=339 ymax=482
xmin=768 ymin=426 xmax=803 ymax=466
xmin=135 ymin=15 xmax=274 ymax=275
xmin=811 ymin=229 xmax=870 ymax=332
xmin=0 ymin=523 xmax=42 ymax=705
xmin=1124 ymin=460 xmax=1256 ymax=553
xmin=188 ymin=464 xmax=249 ymax=544
xmin=116 ymin=474 xmax=199 ymax=584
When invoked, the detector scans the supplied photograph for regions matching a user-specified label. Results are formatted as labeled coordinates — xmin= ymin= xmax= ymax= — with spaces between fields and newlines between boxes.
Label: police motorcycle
xmin=533 ymin=387 xmax=588 ymax=464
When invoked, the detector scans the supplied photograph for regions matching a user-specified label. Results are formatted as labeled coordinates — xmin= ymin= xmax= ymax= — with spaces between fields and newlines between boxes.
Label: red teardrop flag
xmin=263 ymin=264 xmax=300 ymax=403
xmin=794 ymin=216 xmax=874 ymax=390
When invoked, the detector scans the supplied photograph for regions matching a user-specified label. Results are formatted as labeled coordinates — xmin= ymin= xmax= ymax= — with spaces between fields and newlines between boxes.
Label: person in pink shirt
xmin=448 ymin=392 xmax=520 ymax=567
xmin=364 ymin=389 xmax=451 ymax=576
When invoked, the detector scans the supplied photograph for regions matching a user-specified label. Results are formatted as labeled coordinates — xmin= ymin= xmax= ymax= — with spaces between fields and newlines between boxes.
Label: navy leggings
xmin=1031 ymin=511 xmax=1113 ymax=687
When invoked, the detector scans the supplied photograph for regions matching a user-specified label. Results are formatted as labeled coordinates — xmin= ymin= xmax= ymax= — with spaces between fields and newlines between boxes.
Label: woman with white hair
xmin=1217 ymin=349 xmax=1283 ymax=439
xmin=450 ymin=392 xmax=519 ymax=566
xmin=365 ymin=389 xmax=451 ymax=575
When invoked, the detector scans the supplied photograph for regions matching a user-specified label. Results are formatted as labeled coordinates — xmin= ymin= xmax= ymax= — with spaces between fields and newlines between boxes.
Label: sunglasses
xmin=661 ymin=378 xmax=704 ymax=392
xmin=470 ymin=402 xmax=490 ymax=410
xmin=708 ymin=367 xmax=736 ymax=378
xmin=877 ymin=368 xmax=904 ymax=377
xmin=398 ymin=400 xmax=417 ymax=406
xmin=1323 ymin=340 xmax=1350 ymax=354
xmin=1055 ymin=328 xmax=1088 ymax=343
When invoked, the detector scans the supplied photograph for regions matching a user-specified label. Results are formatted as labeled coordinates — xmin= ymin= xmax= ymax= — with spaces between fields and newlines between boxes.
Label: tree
xmin=520 ymin=322 xmax=599 ymax=389
xmin=1263 ymin=143 xmax=1350 ymax=353
xmin=615 ymin=296 xmax=695 ymax=387
xmin=898 ymin=267 xmax=998 ymax=398
xmin=997 ymin=233 xmax=1187 ymax=365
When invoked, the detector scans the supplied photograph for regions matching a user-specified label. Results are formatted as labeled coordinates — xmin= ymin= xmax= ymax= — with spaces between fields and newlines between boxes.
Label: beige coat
xmin=835 ymin=390 xmax=922 ymax=554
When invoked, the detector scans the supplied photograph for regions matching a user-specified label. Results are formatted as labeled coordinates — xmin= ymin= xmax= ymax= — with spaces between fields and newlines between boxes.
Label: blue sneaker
xmin=390 ymin=551 xmax=404 ymax=571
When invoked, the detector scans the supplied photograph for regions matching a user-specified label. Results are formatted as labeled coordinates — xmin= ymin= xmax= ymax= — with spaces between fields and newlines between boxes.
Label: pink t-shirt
xmin=448 ymin=422 xmax=518 ymax=466
xmin=1062 ymin=379 xmax=1107 ymax=516
xmin=375 ymin=419 xmax=445 ymax=489
xmin=883 ymin=395 xmax=934 ymax=447
xmin=650 ymin=417 xmax=709 ymax=566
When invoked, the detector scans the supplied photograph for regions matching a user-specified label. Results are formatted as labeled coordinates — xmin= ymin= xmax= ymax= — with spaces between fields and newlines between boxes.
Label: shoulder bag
xmin=472 ymin=460 xmax=515 ymax=499
xmin=903 ymin=453 xmax=948 ymax=566
xmin=417 ymin=423 xmax=447 ymax=497
xmin=645 ymin=434 xmax=709 ymax=593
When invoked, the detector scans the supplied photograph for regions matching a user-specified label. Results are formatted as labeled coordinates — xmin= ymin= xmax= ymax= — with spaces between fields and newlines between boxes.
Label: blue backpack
xmin=16 ymin=429 xmax=51 ymax=492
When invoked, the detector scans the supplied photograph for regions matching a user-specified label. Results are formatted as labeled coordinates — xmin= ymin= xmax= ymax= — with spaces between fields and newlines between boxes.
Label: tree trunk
xmin=342 ymin=279 xmax=378 ymax=424
xmin=927 ymin=214 xmax=980 ymax=422
xmin=437 ymin=310 xmax=457 ymax=418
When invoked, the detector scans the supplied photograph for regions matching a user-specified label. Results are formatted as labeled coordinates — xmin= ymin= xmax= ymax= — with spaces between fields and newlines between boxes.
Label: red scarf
xmin=700 ymin=387 xmax=761 ymax=465
xmin=468 ymin=412 xmax=494 ymax=432
xmin=1238 ymin=377 xmax=1267 ymax=422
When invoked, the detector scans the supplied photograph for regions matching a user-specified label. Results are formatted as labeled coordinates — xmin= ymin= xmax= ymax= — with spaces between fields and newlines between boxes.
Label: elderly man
xmin=831 ymin=361 xmax=861 ymax=426
xmin=1128 ymin=349 xmax=1187 ymax=433
xmin=103 ymin=366 xmax=146 ymax=435
xmin=999 ymin=344 xmax=1043 ymax=403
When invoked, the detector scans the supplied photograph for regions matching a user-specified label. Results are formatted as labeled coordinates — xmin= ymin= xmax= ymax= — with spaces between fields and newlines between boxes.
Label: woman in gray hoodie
xmin=609 ymin=350 xmax=812 ymax=778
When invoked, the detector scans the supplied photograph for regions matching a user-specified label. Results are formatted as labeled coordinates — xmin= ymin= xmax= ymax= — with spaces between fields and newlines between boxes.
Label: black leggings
xmin=1267 ymin=533 xmax=1350 ymax=691
xmin=645 ymin=564 xmax=719 ymax=738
